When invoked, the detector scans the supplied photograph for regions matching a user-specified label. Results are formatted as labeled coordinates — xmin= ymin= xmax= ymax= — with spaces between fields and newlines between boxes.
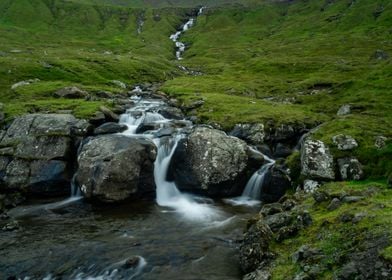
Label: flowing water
xmin=0 ymin=89 xmax=263 ymax=279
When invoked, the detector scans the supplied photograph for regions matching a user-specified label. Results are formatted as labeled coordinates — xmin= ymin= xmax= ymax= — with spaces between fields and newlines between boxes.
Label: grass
xmin=269 ymin=180 xmax=392 ymax=279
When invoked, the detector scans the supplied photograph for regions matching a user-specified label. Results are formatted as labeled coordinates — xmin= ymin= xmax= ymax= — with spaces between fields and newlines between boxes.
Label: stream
xmin=0 ymin=9 xmax=273 ymax=280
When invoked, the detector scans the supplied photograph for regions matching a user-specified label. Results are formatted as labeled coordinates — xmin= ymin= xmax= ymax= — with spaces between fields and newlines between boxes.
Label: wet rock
xmin=301 ymin=139 xmax=335 ymax=180
xmin=327 ymin=198 xmax=342 ymax=211
xmin=337 ymin=157 xmax=364 ymax=180
xmin=239 ymin=221 xmax=274 ymax=273
xmin=94 ymin=122 xmax=127 ymax=135
xmin=76 ymin=135 xmax=157 ymax=203
xmin=229 ymin=123 xmax=265 ymax=145
xmin=260 ymin=166 xmax=292 ymax=203
xmin=155 ymin=106 xmax=184 ymax=120
xmin=154 ymin=127 xmax=175 ymax=138
xmin=54 ymin=86 xmax=88 ymax=99
xmin=169 ymin=126 xmax=250 ymax=197
xmin=374 ymin=136 xmax=387 ymax=149
xmin=332 ymin=134 xmax=358 ymax=151
xmin=303 ymin=179 xmax=320 ymax=193
xmin=337 ymin=104 xmax=351 ymax=116
xmin=100 ymin=106 xmax=119 ymax=122
xmin=123 ymin=256 xmax=140 ymax=269
xmin=11 ymin=79 xmax=40 ymax=90
xmin=246 ymin=148 xmax=265 ymax=168
xmin=260 ymin=203 xmax=283 ymax=216
xmin=2 ymin=220 xmax=20 ymax=231
xmin=0 ymin=114 xmax=93 ymax=195
xmin=89 ymin=111 xmax=106 ymax=126
xmin=273 ymin=143 xmax=292 ymax=158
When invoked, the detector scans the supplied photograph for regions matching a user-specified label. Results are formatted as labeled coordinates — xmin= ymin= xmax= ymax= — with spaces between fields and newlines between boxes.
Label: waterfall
xmin=120 ymin=91 xmax=221 ymax=222
xmin=242 ymin=160 xmax=274 ymax=199
xmin=170 ymin=7 xmax=206 ymax=60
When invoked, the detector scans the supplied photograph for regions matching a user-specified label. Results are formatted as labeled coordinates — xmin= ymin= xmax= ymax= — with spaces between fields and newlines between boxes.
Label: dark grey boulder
xmin=260 ymin=166 xmax=291 ymax=203
xmin=169 ymin=126 xmax=251 ymax=197
xmin=94 ymin=122 xmax=127 ymax=135
xmin=75 ymin=135 xmax=157 ymax=203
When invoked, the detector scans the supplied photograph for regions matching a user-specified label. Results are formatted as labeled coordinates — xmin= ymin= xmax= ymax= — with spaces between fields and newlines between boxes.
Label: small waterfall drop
xmin=170 ymin=6 xmax=206 ymax=60
xmin=225 ymin=154 xmax=275 ymax=207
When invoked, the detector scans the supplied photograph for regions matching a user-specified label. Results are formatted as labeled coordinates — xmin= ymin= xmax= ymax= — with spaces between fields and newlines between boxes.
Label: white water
xmin=225 ymin=154 xmax=275 ymax=207
xmin=120 ymin=90 xmax=222 ymax=222
xmin=169 ymin=7 xmax=206 ymax=60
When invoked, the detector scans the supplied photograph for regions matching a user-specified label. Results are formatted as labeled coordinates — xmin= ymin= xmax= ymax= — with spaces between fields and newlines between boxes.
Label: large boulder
xmin=301 ymin=139 xmax=335 ymax=180
xmin=169 ymin=126 xmax=251 ymax=197
xmin=75 ymin=135 xmax=157 ymax=203
xmin=0 ymin=114 xmax=90 ymax=196
xmin=337 ymin=157 xmax=364 ymax=181
xmin=94 ymin=122 xmax=127 ymax=135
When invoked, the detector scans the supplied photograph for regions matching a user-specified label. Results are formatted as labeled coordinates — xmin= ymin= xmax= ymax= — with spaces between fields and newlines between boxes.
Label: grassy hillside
xmin=0 ymin=0 xmax=189 ymax=118
xmin=161 ymin=0 xmax=392 ymax=178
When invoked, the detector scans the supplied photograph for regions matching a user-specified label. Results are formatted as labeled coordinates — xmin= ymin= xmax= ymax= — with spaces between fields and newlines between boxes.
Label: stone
xmin=100 ymin=106 xmax=119 ymax=122
xmin=259 ymin=166 xmax=292 ymax=203
xmin=239 ymin=221 xmax=274 ymax=273
xmin=264 ymin=212 xmax=293 ymax=232
xmin=273 ymin=143 xmax=292 ymax=158
xmin=229 ymin=123 xmax=265 ymax=145
xmin=75 ymin=135 xmax=157 ymax=203
xmin=374 ymin=136 xmax=387 ymax=149
xmin=301 ymin=139 xmax=335 ymax=180
xmin=303 ymin=180 xmax=320 ymax=193
xmin=54 ymin=86 xmax=88 ymax=99
xmin=292 ymin=245 xmax=322 ymax=264
xmin=11 ymin=79 xmax=40 ymax=90
xmin=183 ymin=99 xmax=205 ymax=111
xmin=89 ymin=112 xmax=106 ymax=126
xmin=169 ymin=126 xmax=250 ymax=197
xmin=260 ymin=203 xmax=283 ymax=216
xmin=337 ymin=157 xmax=364 ymax=180
xmin=327 ymin=198 xmax=342 ymax=211
xmin=14 ymin=136 xmax=71 ymax=160
xmin=155 ymin=106 xmax=184 ymax=120
xmin=2 ymin=220 xmax=20 ymax=231
xmin=332 ymin=134 xmax=358 ymax=151
xmin=94 ymin=122 xmax=127 ymax=135
xmin=95 ymin=91 xmax=113 ymax=98
xmin=337 ymin=104 xmax=351 ymax=116
xmin=312 ymin=190 xmax=330 ymax=203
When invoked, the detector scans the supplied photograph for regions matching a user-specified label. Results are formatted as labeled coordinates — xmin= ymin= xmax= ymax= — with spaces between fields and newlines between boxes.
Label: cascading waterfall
xmin=120 ymin=90 xmax=221 ymax=222
xmin=170 ymin=6 xmax=206 ymax=60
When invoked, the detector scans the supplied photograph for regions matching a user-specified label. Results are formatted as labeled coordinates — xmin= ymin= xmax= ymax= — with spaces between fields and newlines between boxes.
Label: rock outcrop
xmin=0 ymin=114 xmax=91 ymax=196
xmin=75 ymin=135 xmax=157 ymax=203
xmin=169 ymin=126 xmax=251 ymax=197
xmin=337 ymin=157 xmax=364 ymax=180
xmin=301 ymin=139 xmax=335 ymax=180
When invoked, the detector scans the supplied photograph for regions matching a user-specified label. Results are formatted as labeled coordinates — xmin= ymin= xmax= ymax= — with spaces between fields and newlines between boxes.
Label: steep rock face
xmin=75 ymin=135 xmax=157 ymax=203
xmin=169 ymin=126 xmax=251 ymax=197
xmin=301 ymin=139 xmax=335 ymax=180
xmin=0 ymin=114 xmax=91 ymax=196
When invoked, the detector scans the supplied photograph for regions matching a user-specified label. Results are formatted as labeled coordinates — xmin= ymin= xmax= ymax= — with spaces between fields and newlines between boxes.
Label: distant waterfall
xmin=169 ymin=6 xmax=206 ymax=60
